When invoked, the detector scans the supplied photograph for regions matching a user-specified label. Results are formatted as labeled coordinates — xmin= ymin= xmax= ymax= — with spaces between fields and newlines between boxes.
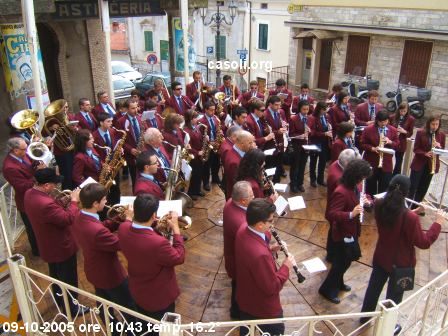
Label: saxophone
xmin=378 ymin=130 xmax=385 ymax=168
xmin=99 ymin=128 xmax=127 ymax=190
xmin=211 ymin=118 xmax=224 ymax=153
xmin=198 ymin=122 xmax=213 ymax=162
xmin=430 ymin=132 xmax=436 ymax=175
xmin=137 ymin=118 xmax=147 ymax=153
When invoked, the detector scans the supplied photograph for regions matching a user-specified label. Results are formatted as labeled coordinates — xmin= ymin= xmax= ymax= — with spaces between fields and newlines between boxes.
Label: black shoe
xmin=340 ymin=284 xmax=351 ymax=292
xmin=198 ymin=191 xmax=205 ymax=197
xmin=298 ymin=185 xmax=305 ymax=192
xmin=319 ymin=290 xmax=340 ymax=304
xmin=394 ymin=324 xmax=402 ymax=335
xmin=203 ymin=185 xmax=211 ymax=191
xmin=182 ymin=235 xmax=188 ymax=241
xmin=318 ymin=181 xmax=327 ymax=187
xmin=188 ymin=194 xmax=198 ymax=201
xmin=310 ymin=181 xmax=317 ymax=188
xmin=290 ymin=186 xmax=299 ymax=193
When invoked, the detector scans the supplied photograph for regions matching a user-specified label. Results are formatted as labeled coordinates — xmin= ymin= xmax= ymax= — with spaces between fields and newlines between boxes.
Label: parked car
xmin=112 ymin=75 xmax=135 ymax=102
xmin=134 ymin=72 xmax=172 ymax=96
xmin=111 ymin=61 xmax=142 ymax=82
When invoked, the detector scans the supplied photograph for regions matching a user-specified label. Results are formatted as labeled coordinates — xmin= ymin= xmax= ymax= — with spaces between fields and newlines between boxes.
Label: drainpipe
xmin=99 ymin=0 xmax=114 ymax=102
xmin=180 ymin=0 xmax=189 ymax=86
xmin=246 ymin=0 xmax=252 ymax=82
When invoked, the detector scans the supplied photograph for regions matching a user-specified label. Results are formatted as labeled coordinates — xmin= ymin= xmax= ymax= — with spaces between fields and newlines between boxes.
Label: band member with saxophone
xmin=223 ymin=181 xmax=254 ymax=319
xmin=245 ymin=100 xmax=275 ymax=149
xmin=92 ymin=91 xmax=116 ymax=119
xmin=269 ymin=78 xmax=292 ymax=121
xmin=162 ymin=113 xmax=186 ymax=160
xmin=73 ymin=130 xmax=104 ymax=187
xmin=331 ymin=122 xmax=355 ymax=163
xmin=235 ymin=198 xmax=293 ymax=335
xmin=328 ymin=91 xmax=353 ymax=132
xmin=134 ymin=152 xmax=164 ymax=200
xmin=186 ymin=70 xmax=203 ymax=110
xmin=309 ymin=101 xmax=333 ymax=187
xmin=390 ymin=103 xmax=415 ymax=175
xmin=409 ymin=115 xmax=446 ymax=206
xmin=2 ymin=137 xmax=45 ymax=256
xmin=75 ymin=98 xmax=98 ymax=132
xmin=292 ymin=83 xmax=316 ymax=115
xmin=361 ymin=110 xmax=399 ymax=196
xmin=117 ymin=98 xmax=143 ymax=187
xmin=142 ymin=128 xmax=171 ymax=183
xmin=72 ymin=183 xmax=134 ymax=331
xmin=241 ymin=80 xmax=264 ymax=109
xmin=319 ymin=160 xmax=372 ymax=304
xmin=118 ymin=194 xmax=185 ymax=324
xmin=166 ymin=81 xmax=194 ymax=116
xmin=199 ymin=101 xmax=222 ymax=191
xmin=24 ymin=168 xmax=86 ymax=314
xmin=289 ymin=100 xmax=311 ymax=193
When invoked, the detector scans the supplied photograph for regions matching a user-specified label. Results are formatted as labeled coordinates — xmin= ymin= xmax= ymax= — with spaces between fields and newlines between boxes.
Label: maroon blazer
xmin=389 ymin=115 xmax=415 ymax=153
xmin=289 ymin=113 xmax=309 ymax=150
xmin=292 ymin=95 xmax=316 ymax=115
xmin=235 ymin=226 xmax=289 ymax=318
xmin=329 ymin=104 xmax=351 ymax=131
xmin=269 ymin=88 xmax=292 ymax=115
xmin=223 ymin=199 xmax=247 ymax=279
xmin=145 ymin=113 xmax=164 ymax=130
xmin=186 ymin=81 xmax=202 ymax=103
xmin=223 ymin=148 xmax=243 ymax=200
xmin=133 ymin=177 xmax=164 ymax=199
xmin=327 ymin=184 xmax=360 ymax=242
xmin=325 ymin=161 xmax=343 ymax=221
xmin=219 ymin=138 xmax=234 ymax=163
xmin=118 ymin=221 xmax=185 ymax=312
xmin=162 ymin=129 xmax=184 ymax=161
xmin=145 ymin=144 xmax=171 ymax=183
xmin=308 ymin=114 xmax=331 ymax=144
xmin=354 ymin=102 xmax=384 ymax=126
xmin=331 ymin=138 xmax=349 ymax=163
xmin=219 ymin=85 xmax=242 ymax=101
xmin=92 ymin=102 xmax=116 ymax=119
xmin=93 ymin=128 xmax=119 ymax=162
xmin=184 ymin=126 xmax=203 ymax=159
xmin=2 ymin=154 xmax=34 ymax=212
xmin=165 ymin=95 xmax=194 ymax=116
xmin=241 ymin=91 xmax=265 ymax=108
xmin=24 ymin=188 xmax=78 ymax=263
xmin=73 ymin=150 xmax=101 ymax=186
xmin=245 ymin=177 xmax=264 ymax=198
xmin=246 ymin=113 xmax=267 ymax=149
xmin=117 ymin=114 xmax=144 ymax=166
xmin=113 ymin=112 xmax=127 ymax=129
xmin=264 ymin=108 xmax=287 ymax=151
xmin=72 ymin=212 xmax=127 ymax=289
xmin=410 ymin=129 xmax=446 ymax=173
xmin=373 ymin=201 xmax=441 ymax=273
xmin=361 ymin=125 xmax=399 ymax=173
xmin=75 ymin=111 xmax=98 ymax=131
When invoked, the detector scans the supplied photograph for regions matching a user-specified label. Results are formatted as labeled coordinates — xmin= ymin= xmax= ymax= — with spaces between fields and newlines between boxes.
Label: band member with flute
xmin=361 ymin=110 xmax=399 ymax=196
xmin=241 ymin=80 xmax=264 ymax=109
xmin=331 ymin=122 xmax=355 ymax=163
xmin=245 ymin=99 xmax=275 ymax=150
xmin=390 ymin=103 xmax=415 ymax=175
xmin=269 ymin=78 xmax=292 ymax=121
xmin=166 ymin=81 xmax=194 ymax=116
xmin=328 ymin=91 xmax=352 ymax=132
xmin=134 ymin=152 xmax=164 ymax=200
xmin=73 ymin=129 xmax=104 ymax=187
xmin=409 ymin=115 xmax=446 ymax=206
xmin=319 ymin=159 xmax=372 ymax=304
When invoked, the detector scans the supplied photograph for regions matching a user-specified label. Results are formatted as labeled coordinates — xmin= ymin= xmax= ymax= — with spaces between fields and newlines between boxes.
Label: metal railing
xmin=0 ymin=182 xmax=24 ymax=258
xmin=267 ymin=66 xmax=289 ymax=91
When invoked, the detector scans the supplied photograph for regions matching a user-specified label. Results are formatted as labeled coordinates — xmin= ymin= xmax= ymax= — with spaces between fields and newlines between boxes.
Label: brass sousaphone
xmin=10 ymin=109 xmax=40 ymax=138
xmin=44 ymin=99 xmax=76 ymax=151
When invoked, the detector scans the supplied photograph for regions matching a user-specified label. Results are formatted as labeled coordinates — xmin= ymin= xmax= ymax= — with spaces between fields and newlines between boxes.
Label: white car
xmin=111 ymin=61 xmax=142 ymax=82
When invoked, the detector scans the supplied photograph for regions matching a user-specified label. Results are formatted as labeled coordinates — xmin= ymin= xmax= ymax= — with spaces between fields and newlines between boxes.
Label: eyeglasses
xmin=259 ymin=109 xmax=266 ymax=112
xmin=18 ymin=147 xmax=27 ymax=150
xmin=174 ymin=88 xmax=182 ymax=91
xmin=264 ymin=218 xmax=274 ymax=224
xmin=148 ymin=161 xmax=159 ymax=166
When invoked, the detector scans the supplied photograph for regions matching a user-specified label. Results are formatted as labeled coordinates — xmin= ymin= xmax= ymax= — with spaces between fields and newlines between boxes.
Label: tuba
xmin=44 ymin=99 xmax=76 ymax=152
xmin=10 ymin=109 xmax=40 ymax=138
xmin=27 ymin=142 xmax=56 ymax=167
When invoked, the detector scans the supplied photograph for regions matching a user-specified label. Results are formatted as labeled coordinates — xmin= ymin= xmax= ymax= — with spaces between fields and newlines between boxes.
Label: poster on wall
xmin=0 ymin=23 xmax=49 ymax=110
xmin=172 ymin=17 xmax=196 ymax=73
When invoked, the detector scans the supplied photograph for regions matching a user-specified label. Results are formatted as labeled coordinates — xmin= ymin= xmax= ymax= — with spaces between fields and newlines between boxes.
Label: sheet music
xmin=288 ymin=196 xmax=306 ymax=211
xmin=265 ymin=168 xmax=276 ymax=177
xmin=181 ymin=159 xmax=192 ymax=181
xmin=264 ymin=148 xmax=276 ymax=156
xmin=157 ymin=200 xmax=183 ymax=217
xmin=274 ymin=196 xmax=288 ymax=216
xmin=302 ymin=257 xmax=327 ymax=273
xmin=302 ymin=144 xmax=321 ymax=152
xmin=79 ymin=177 xmax=97 ymax=188
xmin=433 ymin=148 xmax=448 ymax=157
xmin=274 ymin=183 xmax=288 ymax=192
xmin=120 ymin=196 xmax=136 ymax=206
xmin=141 ymin=110 xmax=156 ymax=121
xmin=373 ymin=192 xmax=386 ymax=199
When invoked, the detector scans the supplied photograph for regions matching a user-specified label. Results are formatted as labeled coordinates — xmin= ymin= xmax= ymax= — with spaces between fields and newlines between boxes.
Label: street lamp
xmin=199 ymin=1 xmax=238 ymax=87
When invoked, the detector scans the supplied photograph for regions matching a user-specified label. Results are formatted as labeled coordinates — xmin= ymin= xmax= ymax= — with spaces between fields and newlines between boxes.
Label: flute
xmin=270 ymin=227 xmax=306 ymax=283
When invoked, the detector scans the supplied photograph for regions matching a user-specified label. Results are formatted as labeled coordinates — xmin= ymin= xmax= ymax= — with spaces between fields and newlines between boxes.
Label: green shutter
xmin=258 ymin=24 xmax=268 ymax=50
xmin=215 ymin=35 xmax=226 ymax=60
xmin=144 ymin=31 xmax=154 ymax=52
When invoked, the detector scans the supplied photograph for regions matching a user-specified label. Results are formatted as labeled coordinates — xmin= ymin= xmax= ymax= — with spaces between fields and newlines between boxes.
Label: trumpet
xmin=103 ymin=204 xmax=129 ymax=223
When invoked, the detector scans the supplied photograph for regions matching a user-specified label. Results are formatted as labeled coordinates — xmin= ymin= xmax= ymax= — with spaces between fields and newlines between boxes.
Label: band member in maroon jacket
xmin=142 ymin=128 xmax=171 ymax=184
xmin=24 ymin=168 xmax=84 ymax=313
xmin=241 ymin=80 xmax=264 ymax=109
xmin=409 ymin=115 xmax=446 ymax=205
xmin=150 ymin=78 xmax=170 ymax=111
xmin=219 ymin=126 xmax=240 ymax=163
xmin=289 ymin=100 xmax=310 ymax=193
xmin=319 ymin=160 xmax=372 ymax=304
xmin=73 ymin=130 xmax=103 ymax=187
xmin=92 ymin=91 xmax=116 ymax=119
xmin=75 ymin=98 xmax=98 ymax=132
xmin=309 ymin=102 xmax=333 ymax=187
xmin=331 ymin=122 xmax=355 ymax=163
xmin=143 ymin=100 xmax=164 ymax=129
xmin=264 ymin=95 xmax=288 ymax=183
xmin=117 ymin=99 xmax=144 ymax=188
xmin=166 ymin=81 xmax=194 ymax=116
xmin=235 ymin=199 xmax=293 ymax=335
xmin=355 ymin=90 xmax=383 ymax=127
xmin=219 ymin=75 xmax=242 ymax=115
xmin=361 ymin=175 xmax=443 ymax=326
xmin=146 ymin=90 xmax=165 ymax=116
xmin=2 ymin=137 xmax=44 ymax=256
xmin=361 ymin=110 xmax=399 ymax=196
xmin=133 ymin=152 xmax=164 ymax=200
xmin=184 ymin=110 xmax=205 ymax=199
xmin=245 ymin=100 xmax=275 ymax=150
xmin=328 ymin=91 xmax=353 ymax=132
xmin=223 ymin=181 xmax=254 ymax=319
xmin=186 ymin=70 xmax=203 ymax=109
xmin=269 ymin=78 xmax=292 ymax=120
xmin=292 ymin=83 xmax=316 ymax=115
xmin=326 ymin=83 xmax=343 ymax=106
xmin=113 ymin=101 xmax=128 ymax=129
xmin=161 ymin=113 xmax=185 ymax=160
xmin=390 ymin=103 xmax=415 ymax=175
xmin=230 ymin=106 xmax=248 ymax=130
xmin=73 ymin=183 xmax=134 ymax=328
xmin=118 ymin=194 xmax=185 ymax=322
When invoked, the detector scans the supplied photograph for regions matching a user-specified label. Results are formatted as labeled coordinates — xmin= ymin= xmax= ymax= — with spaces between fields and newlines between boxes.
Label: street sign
xmin=147 ymin=53 xmax=158 ymax=65
xmin=206 ymin=46 xmax=214 ymax=55
xmin=237 ymin=49 xmax=248 ymax=55
xmin=239 ymin=54 xmax=246 ymax=60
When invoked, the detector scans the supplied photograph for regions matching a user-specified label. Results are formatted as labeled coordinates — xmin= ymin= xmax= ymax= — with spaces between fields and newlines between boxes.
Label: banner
xmin=172 ymin=17 xmax=196 ymax=73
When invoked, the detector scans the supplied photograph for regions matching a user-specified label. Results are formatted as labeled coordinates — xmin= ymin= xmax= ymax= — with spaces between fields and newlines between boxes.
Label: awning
xmin=294 ymin=29 xmax=342 ymax=40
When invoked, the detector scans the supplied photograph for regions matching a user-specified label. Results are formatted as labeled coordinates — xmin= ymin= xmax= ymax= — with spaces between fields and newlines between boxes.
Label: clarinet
xmin=359 ymin=179 xmax=366 ymax=223
xmin=270 ymin=227 xmax=306 ymax=283
xmin=262 ymin=170 xmax=275 ymax=197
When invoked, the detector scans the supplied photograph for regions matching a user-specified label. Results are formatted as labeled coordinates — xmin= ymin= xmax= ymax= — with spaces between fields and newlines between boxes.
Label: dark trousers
xmin=239 ymin=311 xmax=284 ymax=336
xmin=289 ymin=147 xmax=308 ymax=188
xmin=230 ymin=279 xmax=240 ymax=318
xmin=107 ymin=175 xmax=121 ymax=206
xmin=366 ymin=168 xmax=392 ymax=196
xmin=188 ymin=159 xmax=203 ymax=195
xmin=310 ymin=142 xmax=330 ymax=183
xmin=266 ymin=151 xmax=284 ymax=184
xmin=203 ymin=152 xmax=220 ymax=186
xmin=325 ymin=222 xmax=335 ymax=263
xmin=95 ymin=279 xmax=136 ymax=336
xmin=19 ymin=211 xmax=39 ymax=256
xmin=319 ymin=242 xmax=352 ymax=298
xmin=136 ymin=302 xmax=175 ymax=336
xmin=128 ymin=164 xmax=137 ymax=189
xmin=48 ymin=253 xmax=78 ymax=312
xmin=393 ymin=152 xmax=405 ymax=175
xmin=55 ymin=152 xmax=74 ymax=190
xmin=361 ymin=263 xmax=405 ymax=315
xmin=409 ymin=166 xmax=433 ymax=203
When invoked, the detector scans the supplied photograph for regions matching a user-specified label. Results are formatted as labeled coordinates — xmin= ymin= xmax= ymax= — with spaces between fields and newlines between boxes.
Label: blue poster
xmin=172 ymin=17 xmax=196 ymax=72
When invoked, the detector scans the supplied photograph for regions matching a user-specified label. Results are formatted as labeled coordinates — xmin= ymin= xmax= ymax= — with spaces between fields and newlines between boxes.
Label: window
xmin=344 ymin=35 xmax=370 ymax=76
xmin=399 ymin=40 xmax=433 ymax=87
xmin=215 ymin=35 xmax=226 ymax=60
xmin=261 ymin=3 xmax=268 ymax=9
xmin=258 ymin=23 xmax=269 ymax=50
xmin=144 ymin=31 xmax=154 ymax=52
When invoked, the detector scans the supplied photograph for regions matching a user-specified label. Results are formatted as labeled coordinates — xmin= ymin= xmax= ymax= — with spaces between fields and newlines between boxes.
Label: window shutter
xmin=344 ymin=35 xmax=370 ymax=76
xmin=258 ymin=24 xmax=268 ymax=50
xmin=144 ymin=31 xmax=154 ymax=52
xmin=215 ymin=35 xmax=226 ymax=59
xmin=399 ymin=40 xmax=432 ymax=87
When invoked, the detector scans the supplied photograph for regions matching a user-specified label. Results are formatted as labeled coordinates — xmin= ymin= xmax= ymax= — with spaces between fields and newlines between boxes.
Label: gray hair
xmin=143 ymin=127 xmax=161 ymax=144
xmin=232 ymin=181 xmax=252 ymax=202
xmin=226 ymin=125 xmax=240 ymax=138
xmin=6 ymin=137 xmax=25 ymax=151
xmin=235 ymin=130 xmax=252 ymax=144
xmin=338 ymin=149 xmax=361 ymax=169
